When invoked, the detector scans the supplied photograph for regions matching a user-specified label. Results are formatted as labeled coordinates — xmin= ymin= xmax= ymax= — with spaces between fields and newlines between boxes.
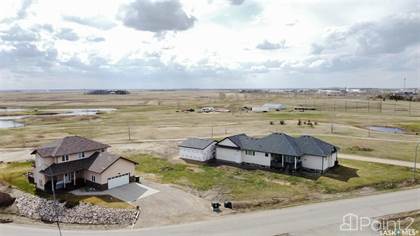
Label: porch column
xmin=51 ymin=176 xmax=54 ymax=192
xmin=282 ymin=155 xmax=284 ymax=167
xmin=294 ymin=157 xmax=297 ymax=170
xmin=73 ymin=171 xmax=76 ymax=185
xmin=64 ymin=174 xmax=66 ymax=188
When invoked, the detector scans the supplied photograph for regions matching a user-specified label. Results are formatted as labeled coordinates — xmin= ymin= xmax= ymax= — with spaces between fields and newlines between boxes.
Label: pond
xmin=367 ymin=126 xmax=404 ymax=134
xmin=0 ymin=116 xmax=25 ymax=129
xmin=0 ymin=108 xmax=116 ymax=129
xmin=48 ymin=108 xmax=116 ymax=116
xmin=0 ymin=108 xmax=26 ymax=112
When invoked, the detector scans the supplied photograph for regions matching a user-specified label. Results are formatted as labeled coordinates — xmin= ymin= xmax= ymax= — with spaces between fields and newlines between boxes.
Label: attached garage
xmin=107 ymin=173 xmax=130 ymax=189
xmin=86 ymin=152 xmax=137 ymax=190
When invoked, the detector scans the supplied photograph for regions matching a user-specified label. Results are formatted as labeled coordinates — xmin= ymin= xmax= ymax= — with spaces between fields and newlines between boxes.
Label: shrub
xmin=279 ymin=120 xmax=285 ymax=125
xmin=0 ymin=192 xmax=16 ymax=208
xmin=64 ymin=199 xmax=80 ymax=209
xmin=347 ymin=146 xmax=374 ymax=152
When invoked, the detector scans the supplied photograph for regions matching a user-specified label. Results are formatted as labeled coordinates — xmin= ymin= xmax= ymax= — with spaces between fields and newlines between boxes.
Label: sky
xmin=0 ymin=0 xmax=419 ymax=90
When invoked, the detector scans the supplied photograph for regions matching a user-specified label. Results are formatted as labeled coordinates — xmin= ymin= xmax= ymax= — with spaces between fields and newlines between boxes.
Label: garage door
xmin=107 ymin=173 xmax=129 ymax=189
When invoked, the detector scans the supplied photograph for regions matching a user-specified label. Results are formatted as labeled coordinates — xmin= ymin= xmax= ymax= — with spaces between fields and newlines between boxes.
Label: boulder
xmin=0 ymin=192 xmax=15 ymax=208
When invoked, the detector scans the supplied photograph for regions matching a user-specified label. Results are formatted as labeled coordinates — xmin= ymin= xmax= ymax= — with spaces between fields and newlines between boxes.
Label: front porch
xmin=270 ymin=154 xmax=302 ymax=171
xmin=44 ymin=171 xmax=86 ymax=193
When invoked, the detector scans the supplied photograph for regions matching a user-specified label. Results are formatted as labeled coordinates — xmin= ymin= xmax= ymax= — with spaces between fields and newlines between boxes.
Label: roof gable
xmin=88 ymin=152 xmax=138 ymax=174
xmin=33 ymin=136 xmax=110 ymax=157
xmin=217 ymin=137 xmax=240 ymax=148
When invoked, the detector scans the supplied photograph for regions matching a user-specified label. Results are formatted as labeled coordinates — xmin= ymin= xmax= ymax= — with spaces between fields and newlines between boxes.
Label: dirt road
xmin=339 ymin=153 xmax=416 ymax=168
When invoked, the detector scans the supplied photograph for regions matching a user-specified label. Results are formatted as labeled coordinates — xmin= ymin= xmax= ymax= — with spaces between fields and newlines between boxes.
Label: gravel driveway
xmin=134 ymin=180 xmax=214 ymax=228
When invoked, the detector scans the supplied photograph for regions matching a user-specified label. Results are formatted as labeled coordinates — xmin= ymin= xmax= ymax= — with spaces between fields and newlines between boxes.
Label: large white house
xmin=179 ymin=138 xmax=216 ymax=162
xmin=181 ymin=133 xmax=338 ymax=173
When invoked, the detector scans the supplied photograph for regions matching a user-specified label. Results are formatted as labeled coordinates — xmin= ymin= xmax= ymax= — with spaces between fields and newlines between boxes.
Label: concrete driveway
xmin=71 ymin=183 xmax=159 ymax=202
xmin=107 ymin=183 xmax=159 ymax=202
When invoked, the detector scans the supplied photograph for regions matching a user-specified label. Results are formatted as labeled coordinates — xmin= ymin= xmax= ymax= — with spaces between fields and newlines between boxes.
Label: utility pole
xmin=48 ymin=168 xmax=62 ymax=236
xmin=409 ymin=101 xmax=412 ymax=116
xmin=414 ymin=143 xmax=419 ymax=182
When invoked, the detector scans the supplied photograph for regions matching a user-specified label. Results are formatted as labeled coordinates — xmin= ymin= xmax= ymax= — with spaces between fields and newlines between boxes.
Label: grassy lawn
xmin=130 ymin=154 xmax=419 ymax=203
xmin=0 ymin=162 xmax=35 ymax=194
xmin=0 ymin=162 xmax=132 ymax=209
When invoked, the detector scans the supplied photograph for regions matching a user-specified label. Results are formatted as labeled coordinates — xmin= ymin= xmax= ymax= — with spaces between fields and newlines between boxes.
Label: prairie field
xmin=0 ymin=90 xmax=419 ymax=162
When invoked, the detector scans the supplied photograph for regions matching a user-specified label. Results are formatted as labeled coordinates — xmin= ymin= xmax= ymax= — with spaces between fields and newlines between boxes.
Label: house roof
xmin=40 ymin=151 xmax=137 ymax=176
xmin=296 ymin=135 xmax=337 ymax=157
xmin=41 ymin=155 xmax=96 ymax=176
xmin=31 ymin=136 xmax=110 ymax=157
xmin=88 ymin=152 xmax=137 ymax=173
xmin=179 ymin=138 xmax=216 ymax=150
xmin=218 ymin=133 xmax=337 ymax=157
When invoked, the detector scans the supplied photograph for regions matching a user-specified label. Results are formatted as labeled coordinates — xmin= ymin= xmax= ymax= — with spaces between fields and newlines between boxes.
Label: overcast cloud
xmin=0 ymin=0 xmax=419 ymax=89
xmin=119 ymin=0 xmax=196 ymax=32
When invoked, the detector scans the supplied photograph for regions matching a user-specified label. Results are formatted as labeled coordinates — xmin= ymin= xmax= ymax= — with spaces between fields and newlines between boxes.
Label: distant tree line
xmin=86 ymin=90 xmax=130 ymax=95
xmin=375 ymin=92 xmax=419 ymax=102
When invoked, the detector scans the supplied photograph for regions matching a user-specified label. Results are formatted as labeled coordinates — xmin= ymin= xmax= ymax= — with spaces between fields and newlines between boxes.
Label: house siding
xmin=216 ymin=147 xmax=242 ymax=163
xmin=242 ymin=151 xmax=271 ymax=166
xmin=179 ymin=143 xmax=216 ymax=162
xmin=56 ymin=150 xmax=103 ymax=164
xmin=84 ymin=170 xmax=102 ymax=185
xmin=302 ymin=155 xmax=329 ymax=171
xmin=99 ymin=159 xmax=135 ymax=185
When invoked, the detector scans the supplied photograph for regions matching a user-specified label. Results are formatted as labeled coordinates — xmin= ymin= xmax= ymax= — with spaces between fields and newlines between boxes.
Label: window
xmin=91 ymin=175 xmax=96 ymax=182
xmin=78 ymin=152 xmax=85 ymax=159
xmin=265 ymin=153 xmax=269 ymax=157
xmin=245 ymin=150 xmax=255 ymax=156
xmin=62 ymin=155 xmax=69 ymax=162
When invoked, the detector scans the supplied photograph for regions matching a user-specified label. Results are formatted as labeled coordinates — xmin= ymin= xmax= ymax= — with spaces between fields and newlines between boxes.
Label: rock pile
xmin=15 ymin=193 xmax=137 ymax=225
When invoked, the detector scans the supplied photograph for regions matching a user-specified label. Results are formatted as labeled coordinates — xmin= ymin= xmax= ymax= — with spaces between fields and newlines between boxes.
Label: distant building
xmin=252 ymin=103 xmax=286 ymax=112
xmin=200 ymin=107 xmax=215 ymax=113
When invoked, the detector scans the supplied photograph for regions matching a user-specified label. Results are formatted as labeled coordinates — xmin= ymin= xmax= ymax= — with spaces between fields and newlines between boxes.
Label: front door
xmin=64 ymin=173 xmax=73 ymax=184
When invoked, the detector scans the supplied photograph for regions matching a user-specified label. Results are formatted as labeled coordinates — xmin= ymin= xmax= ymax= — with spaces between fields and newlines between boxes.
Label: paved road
xmin=1 ymin=188 xmax=420 ymax=236
xmin=340 ymin=154 xmax=416 ymax=169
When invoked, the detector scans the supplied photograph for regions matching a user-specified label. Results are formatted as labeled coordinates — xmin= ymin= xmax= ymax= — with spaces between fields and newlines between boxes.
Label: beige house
xmin=31 ymin=136 xmax=138 ymax=192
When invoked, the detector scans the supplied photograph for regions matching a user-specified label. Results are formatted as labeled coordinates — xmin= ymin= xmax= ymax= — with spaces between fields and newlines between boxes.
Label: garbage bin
xmin=224 ymin=201 xmax=232 ymax=209
xmin=211 ymin=202 xmax=221 ymax=212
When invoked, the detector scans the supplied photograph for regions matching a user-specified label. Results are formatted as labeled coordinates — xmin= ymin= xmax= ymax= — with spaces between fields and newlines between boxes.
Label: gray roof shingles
xmin=32 ymin=136 xmax=110 ymax=157
xmin=88 ymin=152 xmax=120 ymax=173
xmin=179 ymin=138 xmax=216 ymax=150
xmin=218 ymin=133 xmax=337 ymax=157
